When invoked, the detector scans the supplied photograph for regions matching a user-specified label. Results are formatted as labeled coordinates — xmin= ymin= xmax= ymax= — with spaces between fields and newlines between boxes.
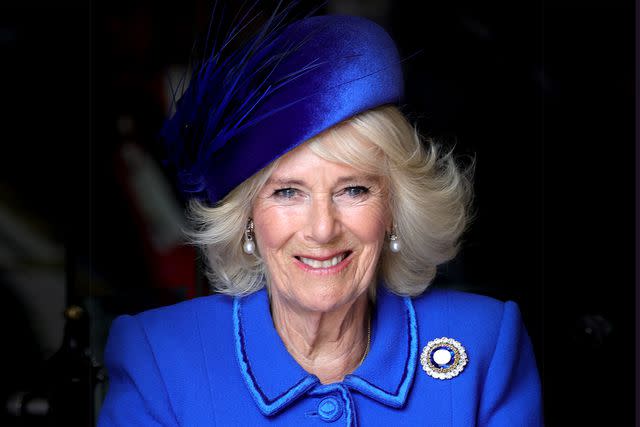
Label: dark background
xmin=0 ymin=0 xmax=635 ymax=425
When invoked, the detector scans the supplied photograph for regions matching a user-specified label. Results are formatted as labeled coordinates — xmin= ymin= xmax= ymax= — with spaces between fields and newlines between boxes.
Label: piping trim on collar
xmin=233 ymin=298 xmax=319 ymax=416
xmin=343 ymin=297 xmax=418 ymax=408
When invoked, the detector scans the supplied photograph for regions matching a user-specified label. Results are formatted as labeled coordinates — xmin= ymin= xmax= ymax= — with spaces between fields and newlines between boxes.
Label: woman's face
xmin=252 ymin=140 xmax=390 ymax=314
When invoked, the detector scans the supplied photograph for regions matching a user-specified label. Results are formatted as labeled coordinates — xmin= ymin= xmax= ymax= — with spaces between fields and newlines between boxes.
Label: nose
xmin=305 ymin=194 xmax=340 ymax=244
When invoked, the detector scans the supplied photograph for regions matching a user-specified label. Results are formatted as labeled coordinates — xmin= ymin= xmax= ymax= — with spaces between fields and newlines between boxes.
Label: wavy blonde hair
xmin=187 ymin=105 xmax=473 ymax=296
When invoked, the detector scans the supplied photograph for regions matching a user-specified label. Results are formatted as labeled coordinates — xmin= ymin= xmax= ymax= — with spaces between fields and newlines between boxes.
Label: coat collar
xmin=343 ymin=287 xmax=418 ymax=407
xmin=233 ymin=286 xmax=418 ymax=416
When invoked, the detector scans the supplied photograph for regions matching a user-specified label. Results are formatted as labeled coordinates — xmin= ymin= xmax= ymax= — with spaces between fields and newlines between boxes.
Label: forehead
xmin=269 ymin=124 xmax=383 ymax=180
xmin=271 ymin=143 xmax=354 ymax=176
xmin=267 ymin=146 xmax=383 ymax=190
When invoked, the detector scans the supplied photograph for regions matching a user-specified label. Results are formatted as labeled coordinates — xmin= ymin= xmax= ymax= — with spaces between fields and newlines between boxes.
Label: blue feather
xmin=161 ymin=0 xmax=326 ymax=202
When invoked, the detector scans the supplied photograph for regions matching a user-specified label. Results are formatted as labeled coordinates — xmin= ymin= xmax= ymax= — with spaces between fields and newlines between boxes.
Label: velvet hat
xmin=161 ymin=7 xmax=404 ymax=204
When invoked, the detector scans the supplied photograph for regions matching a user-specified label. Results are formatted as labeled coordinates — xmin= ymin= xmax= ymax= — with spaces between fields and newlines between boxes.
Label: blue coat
xmin=98 ymin=286 xmax=542 ymax=426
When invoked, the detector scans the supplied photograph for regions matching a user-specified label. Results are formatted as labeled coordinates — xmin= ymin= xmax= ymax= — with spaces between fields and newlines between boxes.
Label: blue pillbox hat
xmin=161 ymin=10 xmax=404 ymax=204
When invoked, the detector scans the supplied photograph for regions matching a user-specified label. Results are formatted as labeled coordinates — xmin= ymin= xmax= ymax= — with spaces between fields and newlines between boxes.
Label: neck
xmin=270 ymin=293 xmax=370 ymax=384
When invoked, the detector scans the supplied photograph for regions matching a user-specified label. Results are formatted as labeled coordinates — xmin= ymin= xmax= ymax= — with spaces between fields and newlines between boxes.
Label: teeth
xmin=299 ymin=253 xmax=347 ymax=268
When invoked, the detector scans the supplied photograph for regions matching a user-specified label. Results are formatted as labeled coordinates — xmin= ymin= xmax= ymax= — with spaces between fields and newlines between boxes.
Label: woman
xmin=99 ymin=7 xmax=542 ymax=426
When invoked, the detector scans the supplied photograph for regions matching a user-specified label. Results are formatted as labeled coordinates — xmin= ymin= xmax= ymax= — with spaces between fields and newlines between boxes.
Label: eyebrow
xmin=335 ymin=175 xmax=378 ymax=185
xmin=266 ymin=178 xmax=306 ymax=187
xmin=266 ymin=175 xmax=378 ymax=187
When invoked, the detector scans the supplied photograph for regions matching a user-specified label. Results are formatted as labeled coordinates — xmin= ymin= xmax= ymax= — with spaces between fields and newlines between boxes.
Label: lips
xmin=294 ymin=251 xmax=352 ymax=269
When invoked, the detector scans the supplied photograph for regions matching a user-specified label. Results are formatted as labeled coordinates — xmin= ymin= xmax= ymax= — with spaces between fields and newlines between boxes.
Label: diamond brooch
xmin=420 ymin=337 xmax=468 ymax=380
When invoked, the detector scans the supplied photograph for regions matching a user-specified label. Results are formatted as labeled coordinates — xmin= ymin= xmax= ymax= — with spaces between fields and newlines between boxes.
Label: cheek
xmin=253 ymin=205 xmax=300 ymax=253
xmin=346 ymin=203 xmax=389 ymax=244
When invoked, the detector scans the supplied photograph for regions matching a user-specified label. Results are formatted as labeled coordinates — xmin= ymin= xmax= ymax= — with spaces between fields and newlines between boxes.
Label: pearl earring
xmin=389 ymin=230 xmax=401 ymax=253
xmin=243 ymin=218 xmax=255 ymax=254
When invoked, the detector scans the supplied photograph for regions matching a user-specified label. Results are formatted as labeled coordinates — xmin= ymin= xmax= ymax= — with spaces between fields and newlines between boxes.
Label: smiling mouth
xmin=295 ymin=251 xmax=352 ymax=269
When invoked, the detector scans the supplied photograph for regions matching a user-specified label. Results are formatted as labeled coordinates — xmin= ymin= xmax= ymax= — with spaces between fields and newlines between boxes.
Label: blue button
xmin=317 ymin=396 xmax=343 ymax=422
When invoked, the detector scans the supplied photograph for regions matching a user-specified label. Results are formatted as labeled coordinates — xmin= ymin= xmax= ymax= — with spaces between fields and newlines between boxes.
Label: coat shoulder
xmin=412 ymin=286 xmax=506 ymax=324
xmin=111 ymin=293 xmax=236 ymax=364
xmin=135 ymin=293 xmax=234 ymax=331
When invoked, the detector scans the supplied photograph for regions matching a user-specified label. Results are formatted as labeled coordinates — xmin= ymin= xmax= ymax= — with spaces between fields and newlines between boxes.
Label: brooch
xmin=420 ymin=337 xmax=468 ymax=380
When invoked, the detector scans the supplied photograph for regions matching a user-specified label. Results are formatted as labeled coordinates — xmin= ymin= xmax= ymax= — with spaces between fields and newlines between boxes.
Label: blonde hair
xmin=187 ymin=105 xmax=473 ymax=296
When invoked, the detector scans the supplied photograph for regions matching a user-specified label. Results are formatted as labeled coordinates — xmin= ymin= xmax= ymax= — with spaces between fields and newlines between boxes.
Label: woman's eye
xmin=343 ymin=186 xmax=370 ymax=198
xmin=273 ymin=188 xmax=298 ymax=199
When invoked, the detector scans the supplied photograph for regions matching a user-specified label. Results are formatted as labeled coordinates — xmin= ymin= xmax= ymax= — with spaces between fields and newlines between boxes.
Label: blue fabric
xmin=160 ymin=15 xmax=404 ymax=204
xmin=99 ymin=287 xmax=543 ymax=426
